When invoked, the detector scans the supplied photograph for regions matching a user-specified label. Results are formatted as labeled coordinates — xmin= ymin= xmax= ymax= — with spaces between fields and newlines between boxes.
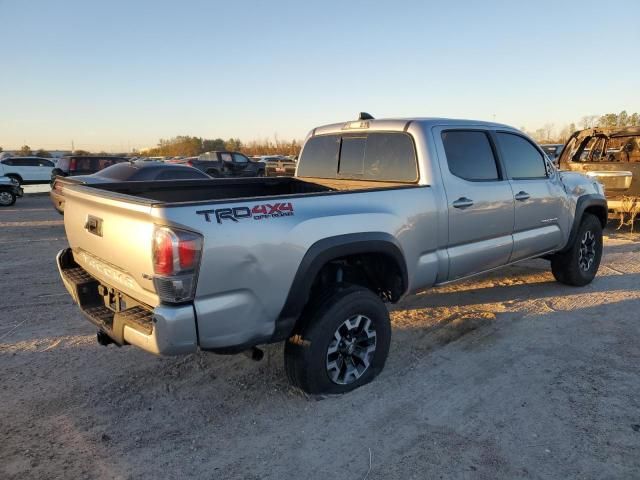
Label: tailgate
xmin=62 ymin=185 xmax=160 ymax=307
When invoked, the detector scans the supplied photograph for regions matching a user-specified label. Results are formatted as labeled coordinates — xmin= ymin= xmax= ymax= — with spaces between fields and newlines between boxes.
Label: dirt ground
xmin=1 ymin=195 xmax=639 ymax=480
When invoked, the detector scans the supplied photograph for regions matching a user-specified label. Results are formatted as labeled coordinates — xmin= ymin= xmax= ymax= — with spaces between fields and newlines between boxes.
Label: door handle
xmin=452 ymin=197 xmax=474 ymax=209
xmin=514 ymin=191 xmax=530 ymax=201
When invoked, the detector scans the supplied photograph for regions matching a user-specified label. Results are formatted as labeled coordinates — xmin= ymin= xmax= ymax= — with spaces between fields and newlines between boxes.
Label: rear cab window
xmin=298 ymin=132 xmax=418 ymax=182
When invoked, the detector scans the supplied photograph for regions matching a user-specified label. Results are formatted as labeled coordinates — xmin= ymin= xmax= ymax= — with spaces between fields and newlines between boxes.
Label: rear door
xmin=495 ymin=132 xmax=566 ymax=261
xmin=433 ymin=127 xmax=515 ymax=281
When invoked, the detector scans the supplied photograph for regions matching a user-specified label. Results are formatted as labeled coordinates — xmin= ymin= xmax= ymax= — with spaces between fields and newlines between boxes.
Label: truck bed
xmin=72 ymin=176 xmax=414 ymax=205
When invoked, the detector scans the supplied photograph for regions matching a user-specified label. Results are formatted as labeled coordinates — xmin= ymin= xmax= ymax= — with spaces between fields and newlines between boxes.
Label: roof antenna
xmin=358 ymin=112 xmax=374 ymax=120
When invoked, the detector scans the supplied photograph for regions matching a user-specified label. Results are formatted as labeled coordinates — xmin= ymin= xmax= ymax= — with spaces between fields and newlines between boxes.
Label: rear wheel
xmin=0 ymin=191 xmax=16 ymax=206
xmin=284 ymin=285 xmax=391 ymax=395
xmin=551 ymin=213 xmax=603 ymax=286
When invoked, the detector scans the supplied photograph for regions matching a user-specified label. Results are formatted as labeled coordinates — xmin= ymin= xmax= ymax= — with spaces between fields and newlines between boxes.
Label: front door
xmin=494 ymin=132 xmax=567 ymax=261
xmin=434 ymin=127 xmax=515 ymax=281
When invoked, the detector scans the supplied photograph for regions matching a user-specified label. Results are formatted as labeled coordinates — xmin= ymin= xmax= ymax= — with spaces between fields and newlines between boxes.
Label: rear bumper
xmin=56 ymin=248 xmax=197 ymax=355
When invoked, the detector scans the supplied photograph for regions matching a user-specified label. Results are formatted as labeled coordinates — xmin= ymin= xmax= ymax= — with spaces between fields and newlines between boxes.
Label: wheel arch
xmin=562 ymin=194 xmax=607 ymax=252
xmin=272 ymin=232 xmax=408 ymax=342
xmin=5 ymin=173 xmax=23 ymax=183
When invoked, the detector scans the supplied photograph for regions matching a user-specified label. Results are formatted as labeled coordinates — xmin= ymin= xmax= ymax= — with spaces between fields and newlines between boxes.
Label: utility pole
xmin=71 ymin=140 xmax=75 ymax=153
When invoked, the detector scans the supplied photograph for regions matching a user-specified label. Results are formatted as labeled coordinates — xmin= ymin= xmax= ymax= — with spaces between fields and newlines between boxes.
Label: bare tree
xmin=580 ymin=115 xmax=599 ymax=129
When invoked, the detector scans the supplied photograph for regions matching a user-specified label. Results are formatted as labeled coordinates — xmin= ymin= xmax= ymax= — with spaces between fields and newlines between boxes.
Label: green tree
xmin=598 ymin=113 xmax=618 ymax=128
xmin=17 ymin=145 xmax=32 ymax=156
xmin=225 ymin=138 xmax=243 ymax=151
xmin=35 ymin=149 xmax=52 ymax=158
xmin=202 ymin=138 xmax=225 ymax=152
xmin=630 ymin=113 xmax=639 ymax=126
xmin=617 ymin=110 xmax=629 ymax=127
xmin=73 ymin=149 xmax=91 ymax=155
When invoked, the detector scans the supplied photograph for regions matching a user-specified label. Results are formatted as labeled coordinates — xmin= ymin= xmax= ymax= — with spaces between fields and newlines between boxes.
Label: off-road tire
xmin=284 ymin=284 xmax=391 ymax=395
xmin=551 ymin=213 xmax=603 ymax=286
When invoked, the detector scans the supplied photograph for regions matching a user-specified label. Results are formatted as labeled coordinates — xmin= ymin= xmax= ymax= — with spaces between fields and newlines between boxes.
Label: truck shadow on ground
xmin=396 ymin=271 xmax=640 ymax=310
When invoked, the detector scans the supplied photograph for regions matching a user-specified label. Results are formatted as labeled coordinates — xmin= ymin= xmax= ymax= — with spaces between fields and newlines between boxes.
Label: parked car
xmin=56 ymin=114 xmax=606 ymax=395
xmin=264 ymin=156 xmax=297 ymax=177
xmin=50 ymin=155 xmax=129 ymax=183
xmin=0 ymin=176 xmax=23 ymax=206
xmin=540 ymin=144 xmax=564 ymax=165
xmin=187 ymin=151 xmax=265 ymax=177
xmin=50 ymin=161 xmax=210 ymax=214
xmin=255 ymin=155 xmax=297 ymax=176
xmin=0 ymin=156 xmax=56 ymax=186
xmin=557 ymin=126 xmax=640 ymax=212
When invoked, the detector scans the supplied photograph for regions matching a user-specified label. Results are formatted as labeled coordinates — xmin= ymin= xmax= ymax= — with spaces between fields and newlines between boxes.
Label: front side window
xmin=496 ymin=132 xmax=546 ymax=179
xmin=441 ymin=130 xmax=499 ymax=181
xmin=232 ymin=153 xmax=248 ymax=164
xmin=220 ymin=153 xmax=232 ymax=162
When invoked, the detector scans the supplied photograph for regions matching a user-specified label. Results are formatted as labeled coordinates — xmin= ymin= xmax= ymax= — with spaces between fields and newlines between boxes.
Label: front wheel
xmin=284 ymin=285 xmax=391 ymax=395
xmin=0 ymin=190 xmax=16 ymax=206
xmin=551 ymin=213 xmax=603 ymax=286
xmin=5 ymin=175 xmax=21 ymax=187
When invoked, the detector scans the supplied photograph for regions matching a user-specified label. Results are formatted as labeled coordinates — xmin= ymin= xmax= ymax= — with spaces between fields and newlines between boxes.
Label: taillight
xmin=69 ymin=158 xmax=77 ymax=171
xmin=186 ymin=161 xmax=193 ymax=167
xmin=152 ymin=226 xmax=203 ymax=303
xmin=153 ymin=228 xmax=175 ymax=275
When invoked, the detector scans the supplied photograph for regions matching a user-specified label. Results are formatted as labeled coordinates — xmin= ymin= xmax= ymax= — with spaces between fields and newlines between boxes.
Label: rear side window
xmin=441 ymin=131 xmax=499 ymax=181
xmin=496 ymin=133 xmax=546 ymax=179
xmin=298 ymin=133 xmax=417 ymax=182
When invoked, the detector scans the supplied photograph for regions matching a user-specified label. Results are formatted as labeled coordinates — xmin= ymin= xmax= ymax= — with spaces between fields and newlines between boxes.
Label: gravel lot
xmin=2 ymin=195 xmax=639 ymax=480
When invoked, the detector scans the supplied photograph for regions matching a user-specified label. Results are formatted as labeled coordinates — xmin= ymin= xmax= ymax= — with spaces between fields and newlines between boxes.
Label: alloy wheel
xmin=578 ymin=230 xmax=596 ymax=271
xmin=326 ymin=314 xmax=377 ymax=385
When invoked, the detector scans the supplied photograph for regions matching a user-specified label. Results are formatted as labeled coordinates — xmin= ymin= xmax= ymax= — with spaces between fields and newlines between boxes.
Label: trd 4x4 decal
xmin=197 ymin=202 xmax=294 ymax=224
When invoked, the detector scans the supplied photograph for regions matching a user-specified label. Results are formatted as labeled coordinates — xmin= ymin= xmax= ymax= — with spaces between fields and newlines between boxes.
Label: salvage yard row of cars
xmin=52 ymin=113 xmax=611 ymax=394
xmin=0 ymin=151 xmax=298 ymax=208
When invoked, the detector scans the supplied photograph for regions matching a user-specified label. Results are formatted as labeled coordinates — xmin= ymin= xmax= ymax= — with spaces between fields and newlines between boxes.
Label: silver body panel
xmin=60 ymin=117 xmax=604 ymax=354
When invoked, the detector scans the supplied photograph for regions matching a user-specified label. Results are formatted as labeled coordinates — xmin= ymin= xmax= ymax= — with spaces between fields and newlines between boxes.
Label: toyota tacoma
xmin=56 ymin=114 xmax=607 ymax=394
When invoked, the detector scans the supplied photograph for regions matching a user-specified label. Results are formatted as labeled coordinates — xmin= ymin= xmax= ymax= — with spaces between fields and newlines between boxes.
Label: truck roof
xmin=311 ymin=117 xmax=514 ymax=137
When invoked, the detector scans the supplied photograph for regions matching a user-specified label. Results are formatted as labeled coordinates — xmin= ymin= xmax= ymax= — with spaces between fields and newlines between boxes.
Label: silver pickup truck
xmin=56 ymin=115 xmax=607 ymax=394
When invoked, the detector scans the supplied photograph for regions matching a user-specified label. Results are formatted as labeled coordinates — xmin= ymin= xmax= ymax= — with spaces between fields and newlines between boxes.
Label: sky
xmin=1 ymin=0 xmax=639 ymax=152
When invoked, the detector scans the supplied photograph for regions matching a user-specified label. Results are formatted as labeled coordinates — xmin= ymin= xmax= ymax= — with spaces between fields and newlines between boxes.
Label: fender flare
xmin=561 ymin=194 xmax=607 ymax=252
xmin=271 ymin=232 xmax=408 ymax=342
